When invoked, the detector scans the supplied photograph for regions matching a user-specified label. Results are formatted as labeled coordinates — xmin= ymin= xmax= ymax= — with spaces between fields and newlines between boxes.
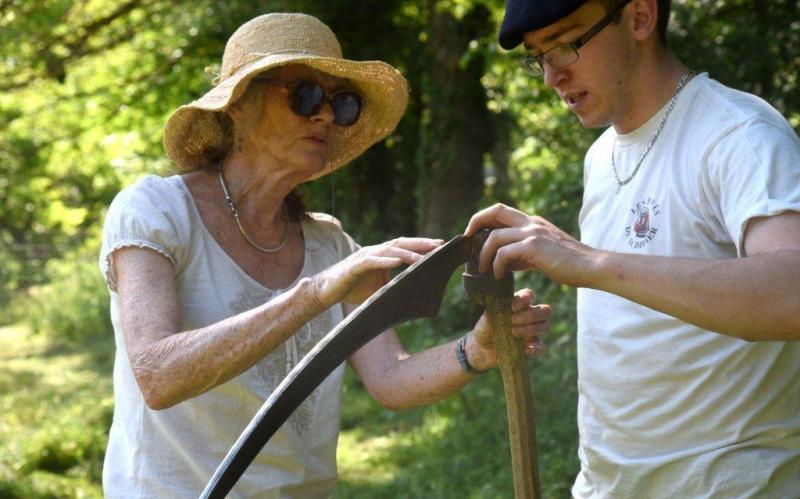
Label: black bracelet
xmin=456 ymin=334 xmax=489 ymax=375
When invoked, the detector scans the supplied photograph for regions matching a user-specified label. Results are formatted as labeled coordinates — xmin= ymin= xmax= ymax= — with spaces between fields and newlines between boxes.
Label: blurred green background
xmin=1 ymin=0 xmax=797 ymax=497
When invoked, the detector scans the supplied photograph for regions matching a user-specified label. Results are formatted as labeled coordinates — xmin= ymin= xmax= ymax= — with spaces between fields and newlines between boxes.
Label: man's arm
xmin=466 ymin=205 xmax=800 ymax=341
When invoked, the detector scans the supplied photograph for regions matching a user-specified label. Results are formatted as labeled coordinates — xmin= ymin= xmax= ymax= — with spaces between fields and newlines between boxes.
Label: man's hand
xmin=465 ymin=203 xmax=601 ymax=287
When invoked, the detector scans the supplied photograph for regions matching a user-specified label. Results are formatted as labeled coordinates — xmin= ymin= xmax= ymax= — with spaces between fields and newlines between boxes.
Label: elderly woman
xmin=99 ymin=12 xmax=550 ymax=498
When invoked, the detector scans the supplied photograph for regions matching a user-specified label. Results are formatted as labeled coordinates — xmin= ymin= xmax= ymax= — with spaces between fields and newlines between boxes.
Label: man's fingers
xmin=465 ymin=203 xmax=529 ymax=236
xmin=477 ymin=226 xmax=530 ymax=274
xmin=491 ymin=238 xmax=538 ymax=278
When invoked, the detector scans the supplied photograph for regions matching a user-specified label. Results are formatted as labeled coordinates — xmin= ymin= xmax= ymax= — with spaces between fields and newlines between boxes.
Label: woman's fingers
xmin=358 ymin=255 xmax=405 ymax=271
xmin=510 ymin=288 xmax=551 ymax=358
xmin=470 ymin=288 xmax=550 ymax=361
xmin=511 ymin=303 xmax=551 ymax=328
xmin=511 ymin=288 xmax=535 ymax=311
xmin=359 ymin=237 xmax=444 ymax=269
xmin=386 ymin=237 xmax=444 ymax=252
xmin=512 ymin=318 xmax=551 ymax=338
xmin=524 ymin=337 xmax=547 ymax=358
xmin=357 ymin=245 xmax=428 ymax=270
xmin=327 ymin=237 xmax=445 ymax=306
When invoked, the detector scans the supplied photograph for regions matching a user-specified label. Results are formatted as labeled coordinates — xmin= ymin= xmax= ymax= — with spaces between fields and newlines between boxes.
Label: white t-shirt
xmin=99 ymin=175 xmax=359 ymax=498
xmin=574 ymin=73 xmax=800 ymax=498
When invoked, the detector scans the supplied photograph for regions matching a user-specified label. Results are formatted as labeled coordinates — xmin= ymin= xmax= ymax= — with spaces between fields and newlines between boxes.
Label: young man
xmin=466 ymin=0 xmax=800 ymax=496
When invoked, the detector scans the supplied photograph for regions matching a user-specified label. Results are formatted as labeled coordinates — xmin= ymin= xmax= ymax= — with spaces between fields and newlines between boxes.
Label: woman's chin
xmin=295 ymin=156 xmax=330 ymax=180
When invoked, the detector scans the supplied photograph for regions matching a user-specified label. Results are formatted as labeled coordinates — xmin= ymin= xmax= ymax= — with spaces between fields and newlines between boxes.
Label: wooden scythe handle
xmin=463 ymin=229 xmax=541 ymax=499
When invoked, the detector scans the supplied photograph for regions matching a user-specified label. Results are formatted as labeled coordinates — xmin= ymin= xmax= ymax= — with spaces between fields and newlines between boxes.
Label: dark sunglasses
xmin=256 ymin=78 xmax=363 ymax=127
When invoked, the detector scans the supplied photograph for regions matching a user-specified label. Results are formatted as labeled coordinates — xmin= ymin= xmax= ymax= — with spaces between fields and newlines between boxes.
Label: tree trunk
xmin=418 ymin=2 xmax=492 ymax=238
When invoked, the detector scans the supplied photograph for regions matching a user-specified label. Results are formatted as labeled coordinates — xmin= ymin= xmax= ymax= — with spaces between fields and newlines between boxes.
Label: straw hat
xmin=163 ymin=13 xmax=409 ymax=177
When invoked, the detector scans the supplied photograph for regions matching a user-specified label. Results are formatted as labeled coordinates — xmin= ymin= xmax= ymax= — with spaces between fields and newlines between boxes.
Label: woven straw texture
xmin=163 ymin=13 xmax=409 ymax=177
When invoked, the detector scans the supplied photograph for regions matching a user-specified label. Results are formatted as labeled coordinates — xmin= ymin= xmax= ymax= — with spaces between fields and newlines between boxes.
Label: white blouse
xmin=100 ymin=174 xmax=358 ymax=498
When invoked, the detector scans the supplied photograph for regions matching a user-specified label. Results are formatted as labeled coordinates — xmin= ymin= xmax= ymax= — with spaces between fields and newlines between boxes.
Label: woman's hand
xmin=465 ymin=288 xmax=552 ymax=371
xmin=313 ymin=237 xmax=443 ymax=307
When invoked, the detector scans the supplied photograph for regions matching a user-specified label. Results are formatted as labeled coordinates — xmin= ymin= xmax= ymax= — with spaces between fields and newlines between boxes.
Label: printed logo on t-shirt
xmin=625 ymin=198 xmax=660 ymax=249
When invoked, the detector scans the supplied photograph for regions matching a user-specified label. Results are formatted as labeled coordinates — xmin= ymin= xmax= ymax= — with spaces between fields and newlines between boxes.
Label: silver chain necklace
xmin=218 ymin=170 xmax=290 ymax=253
xmin=611 ymin=72 xmax=690 ymax=194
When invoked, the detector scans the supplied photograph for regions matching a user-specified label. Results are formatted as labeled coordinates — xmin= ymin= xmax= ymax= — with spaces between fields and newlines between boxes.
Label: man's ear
xmin=628 ymin=0 xmax=658 ymax=42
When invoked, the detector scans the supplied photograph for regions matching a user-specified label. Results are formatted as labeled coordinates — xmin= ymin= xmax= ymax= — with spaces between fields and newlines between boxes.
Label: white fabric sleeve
xmin=338 ymin=226 xmax=361 ymax=258
xmin=701 ymin=118 xmax=800 ymax=255
xmin=307 ymin=212 xmax=361 ymax=260
xmin=99 ymin=175 xmax=192 ymax=291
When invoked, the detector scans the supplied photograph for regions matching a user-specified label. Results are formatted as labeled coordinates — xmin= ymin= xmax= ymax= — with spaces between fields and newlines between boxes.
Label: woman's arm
xmin=349 ymin=289 xmax=551 ymax=411
xmin=115 ymin=237 xmax=441 ymax=410
xmin=115 ymin=247 xmax=323 ymax=410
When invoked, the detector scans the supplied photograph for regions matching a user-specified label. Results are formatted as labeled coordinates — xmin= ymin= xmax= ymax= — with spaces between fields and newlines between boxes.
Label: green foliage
xmin=0 ymin=472 xmax=103 ymax=499
xmin=0 ymin=325 xmax=113 ymax=498
xmin=2 ymin=0 xmax=797 ymax=279
xmin=671 ymin=0 xmax=800 ymax=129
xmin=17 ymin=236 xmax=111 ymax=344
xmin=336 ymin=284 xmax=579 ymax=497
xmin=334 ymin=273 xmax=579 ymax=497
xmin=1 ymin=0 xmax=797 ymax=497
xmin=15 ymin=424 xmax=107 ymax=478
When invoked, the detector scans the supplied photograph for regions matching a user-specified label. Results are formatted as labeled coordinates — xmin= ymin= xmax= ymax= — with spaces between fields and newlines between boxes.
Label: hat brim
xmin=163 ymin=53 xmax=409 ymax=178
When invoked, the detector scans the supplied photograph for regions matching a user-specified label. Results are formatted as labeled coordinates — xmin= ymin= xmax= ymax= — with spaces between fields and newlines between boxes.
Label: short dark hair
xmin=598 ymin=0 xmax=670 ymax=46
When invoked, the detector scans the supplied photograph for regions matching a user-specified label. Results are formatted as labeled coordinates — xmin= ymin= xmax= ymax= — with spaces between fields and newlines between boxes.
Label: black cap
xmin=499 ymin=0 xmax=587 ymax=50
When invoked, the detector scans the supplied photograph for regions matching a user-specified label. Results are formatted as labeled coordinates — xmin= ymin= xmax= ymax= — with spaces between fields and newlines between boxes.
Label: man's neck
xmin=614 ymin=53 xmax=688 ymax=135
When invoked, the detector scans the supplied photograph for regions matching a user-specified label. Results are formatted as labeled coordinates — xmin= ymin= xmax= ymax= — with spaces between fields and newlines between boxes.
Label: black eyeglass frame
xmin=253 ymin=77 xmax=363 ymax=127
xmin=520 ymin=0 xmax=632 ymax=77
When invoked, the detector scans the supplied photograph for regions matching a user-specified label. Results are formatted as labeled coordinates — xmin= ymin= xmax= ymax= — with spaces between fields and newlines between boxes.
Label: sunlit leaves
xmin=0 ymin=0 xmax=797 ymax=296
xmin=671 ymin=0 xmax=799 ymax=125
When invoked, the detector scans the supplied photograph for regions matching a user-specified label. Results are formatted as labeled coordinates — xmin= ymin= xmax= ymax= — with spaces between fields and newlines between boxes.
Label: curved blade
xmin=200 ymin=235 xmax=468 ymax=498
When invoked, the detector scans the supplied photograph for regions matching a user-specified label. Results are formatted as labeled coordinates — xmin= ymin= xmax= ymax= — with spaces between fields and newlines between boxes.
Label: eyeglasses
xmin=256 ymin=78 xmax=363 ymax=127
xmin=520 ymin=0 xmax=631 ymax=77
